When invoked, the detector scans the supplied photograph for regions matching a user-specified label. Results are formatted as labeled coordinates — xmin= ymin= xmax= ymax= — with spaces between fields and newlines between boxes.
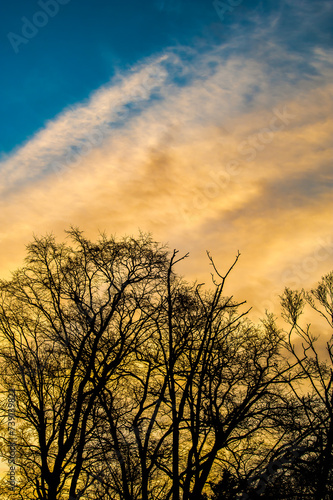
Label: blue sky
xmin=1 ymin=0 xmax=217 ymax=151
xmin=1 ymin=0 xmax=331 ymax=153
xmin=0 ymin=0 xmax=332 ymax=319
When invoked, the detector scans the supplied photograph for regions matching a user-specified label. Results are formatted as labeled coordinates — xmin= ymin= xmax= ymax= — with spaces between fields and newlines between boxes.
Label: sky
xmin=0 ymin=0 xmax=332 ymax=321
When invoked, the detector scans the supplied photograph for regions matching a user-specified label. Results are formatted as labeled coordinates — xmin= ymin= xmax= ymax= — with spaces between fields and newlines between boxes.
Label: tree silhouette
xmin=0 ymin=229 xmax=169 ymax=499
xmin=280 ymin=271 xmax=333 ymax=499
xmin=0 ymin=229 xmax=330 ymax=500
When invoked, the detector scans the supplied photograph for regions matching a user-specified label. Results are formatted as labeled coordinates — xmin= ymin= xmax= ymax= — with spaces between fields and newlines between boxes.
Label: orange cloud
xmin=0 ymin=45 xmax=331 ymax=325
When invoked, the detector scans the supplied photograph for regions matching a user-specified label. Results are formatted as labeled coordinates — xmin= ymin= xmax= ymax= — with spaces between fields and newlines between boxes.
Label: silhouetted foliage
xmin=279 ymin=272 xmax=333 ymax=500
xmin=0 ymin=229 xmax=331 ymax=500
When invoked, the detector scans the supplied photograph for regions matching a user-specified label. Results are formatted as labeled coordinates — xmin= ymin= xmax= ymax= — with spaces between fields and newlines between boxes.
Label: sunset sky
xmin=0 ymin=0 xmax=332 ymax=319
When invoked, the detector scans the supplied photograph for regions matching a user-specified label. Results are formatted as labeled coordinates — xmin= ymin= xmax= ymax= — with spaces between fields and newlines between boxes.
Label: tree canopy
xmin=0 ymin=229 xmax=332 ymax=499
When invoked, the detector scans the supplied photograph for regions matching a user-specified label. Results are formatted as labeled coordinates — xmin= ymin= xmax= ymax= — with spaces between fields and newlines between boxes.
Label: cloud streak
xmin=0 ymin=34 xmax=332 ymax=319
xmin=0 ymin=53 xmax=170 ymax=196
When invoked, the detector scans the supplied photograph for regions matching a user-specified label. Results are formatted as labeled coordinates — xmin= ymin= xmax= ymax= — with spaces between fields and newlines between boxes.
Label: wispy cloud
xmin=0 ymin=34 xmax=332 ymax=318
xmin=0 ymin=53 xmax=170 ymax=196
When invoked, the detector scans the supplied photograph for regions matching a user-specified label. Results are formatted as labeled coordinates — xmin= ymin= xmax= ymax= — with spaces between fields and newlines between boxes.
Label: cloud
xmin=0 ymin=52 xmax=170 ymax=197
xmin=0 ymin=36 xmax=332 ymax=322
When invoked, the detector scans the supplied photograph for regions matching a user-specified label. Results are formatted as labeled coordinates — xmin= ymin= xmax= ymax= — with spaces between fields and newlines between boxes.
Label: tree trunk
xmin=190 ymin=445 xmax=219 ymax=499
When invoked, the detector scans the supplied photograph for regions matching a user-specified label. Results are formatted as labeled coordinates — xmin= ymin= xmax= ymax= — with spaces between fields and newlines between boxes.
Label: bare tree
xmin=280 ymin=271 xmax=333 ymax=499
xmin=0 ymin=229 xmax=169 ymax=500
xmin=86 ymin=251 xmax=297 ymax=500
xmin=0 ymin=228 xmax=311 ymax=500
